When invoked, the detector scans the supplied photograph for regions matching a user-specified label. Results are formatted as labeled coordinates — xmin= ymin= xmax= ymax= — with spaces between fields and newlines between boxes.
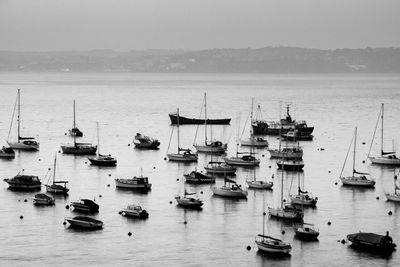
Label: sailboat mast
xmin=96 ymin=122 xmax=100 ymax=156
xmin=204 ymin=93 xmax=207 ymax=145
xmin=53 ymin=153 xmax=57 ymax=184
xmin=17 ymin=89 xmax=20 ymax=141
xmin=73 ymin=100 xmax=76 ymax=129
xmin=381 ymin=103 xmax=384 ymax=156
xmin=73 ymin=101 xmax=76 ymax=147
xmin=177 ymin=108 xmax=180 ymax=154
xmin=280 ymin=167 xmax=284 ymax=208
xmin=353 ymin=127 xmax=357 ymax=176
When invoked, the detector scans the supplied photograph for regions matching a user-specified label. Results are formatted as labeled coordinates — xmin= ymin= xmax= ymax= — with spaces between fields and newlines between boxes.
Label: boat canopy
xmin=349 ymin=232 xmax=393 ymax=245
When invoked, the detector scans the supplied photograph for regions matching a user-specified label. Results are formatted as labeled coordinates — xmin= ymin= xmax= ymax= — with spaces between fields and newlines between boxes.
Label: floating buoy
xmin=128 ymin=144 xmax=131 ymax=146
xmin=99 ymin=195 xmax=102 ymax=198
xmin=200 ymin=191 xmax=203 ymax=194
xmin=341 ymin=239 xmax=346 ymax=244
xmin=328 ymin=171 xmax=331 ymax=173
xmin=283 ymin=199 xmax=286 ymax=202
xmin=128 ymin=232 xmax=132 ymax=236
xmin=246 ymin=245 xmax=251 ymax=251
xmin=118 ymin=211 xmax=122 ymax=215
xmin=164 ymin=157 xmax=167 ymax=160
xmin=153 ymin=167 xmax=156 ymax=169
xmin=24 ymin=199 xmax=27 ymax=202
xmin=321 ymin=148 xmax=325 ymax=151
xmin=18 ymin=200 xmax=20 ymax=202
xmin=169 ymin=201 xmax=172 ymax=204
xmin=176 ymin=178 xmax=179 ymax=181
xmin=183 ymin=221 xmax=187 ymax=224
xmin=65 ymin=205 xmax=70 ymax=209
xmin=38 ymin=158 xmax=41 ymax=161
xmin=281 ymin=230 xmax=285 ymax=235
xmin=263 ymin=212 xmax=266 ymax=216
xmin=268 ymin=165 xmax=271 ymax=168
xmin=85 ymin=162 xmax=87 ymax=164
xmin=20 ymin=215 xmax=23 ymax=219
xmin=64 ymin=133 xmax=67 ymax=135
xmin=362 ymin=142 xmax=366 ymax=145
xmin=395 ymin=175 xmax=398 ymax=180
xmin=317 ymin=148 xmax=320 ymax=151
xmin=108 ymin=174 xmax=111 ymax=177
xmin=376 ymin=196 xmax=380 ymax=200
xmin=63 ymin=221 xmax=67 ymax=225
xmin=48 ymin=168 xmax=51 ymax=171
xmin=58 ymin=150 xmax=61 ymax=153
xmin=327 ymin=221 xmax=332 ymax=226
xmin=334 ymin=182 xmax=338 ymax=185
xmin=362 ymin=160 xmax=365 ymax=164
xmin=262 ymin=154 xmax=265 ymax=157
xmin=388 ymin=211 xmax=393 ymax=216
xmin=107 ymin=184 xmax=110 ymax=187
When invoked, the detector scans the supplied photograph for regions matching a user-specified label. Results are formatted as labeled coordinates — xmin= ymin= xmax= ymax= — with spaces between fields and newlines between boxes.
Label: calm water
xmin=1 ymin=73 xmax=400 ymax=266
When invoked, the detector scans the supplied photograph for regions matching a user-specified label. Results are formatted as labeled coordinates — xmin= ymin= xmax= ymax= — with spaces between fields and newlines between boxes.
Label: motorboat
xmin=33 ymin=193 xmax=55 ymax=206
xmin=0 ymin=146 xmax=15 ymax=159
xmin=347 ymin=231 xmax=396 ymax=254
xmin=3 ymin=174 xmax=41 ymax=190
xmin=368 ymin=104 xmax=400 ymax=166
xmin=340 ymin=127 xmax=375 ymax=188
xmin=224 ymin=153 xmax=260 ymax=167
xmin=212 ymin=178 xmax=248 ymax=198
xmin=65 ymin=216 xmax=103 ymax=230
xmin=277 ymin=160 xmax=304 ymax=171
xmin=7 ymin=89 xmax=39 ymax=151
xmin=120 ymin=204 xmax=149 ymax=219
xmin=133 ymin=133 xmax=160 ymax=149
xmin=70 ymin=199 xmax=99 ymax=213
xmin=61 ymin=142 xmax=97 ymax=155
xmin=294 ymin=223 xmax=319 ymax=240
xmin=115 ymin=169 xmax=152 ymax=190
xmin=45 ymin=153 xmax=69 ymax=195
xmin=184 ymin=171 xmax=215 ymax=184
xmin=204 ymin=161 xmax=236 ymax=175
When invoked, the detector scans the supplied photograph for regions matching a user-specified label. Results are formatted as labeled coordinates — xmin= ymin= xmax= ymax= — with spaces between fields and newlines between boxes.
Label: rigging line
xmin=7 ymin=94 xmax=18 ymax=141
xmin=367 ymin=106 xmax=381 ymax=158
xmin=239 ymin=113 xmax=250 ymax=140
xmin=167 ymin=126 xmax=174 ymax=153
xmin=339 ymin=130 xmax=355 ymax=178
xmin=193 ymin=95 xmax=205 ymax=145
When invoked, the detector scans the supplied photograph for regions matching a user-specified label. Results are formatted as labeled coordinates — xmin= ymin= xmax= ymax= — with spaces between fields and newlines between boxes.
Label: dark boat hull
xmin=169 ymin=114 xmax=231 ymax=125
xmin=88 ymin=158 xmax=117 ymax=166
xmin=277 ymin=163 xmax=304 ymax=171
xmin=252 ymin=124 xmax=314 ymax=135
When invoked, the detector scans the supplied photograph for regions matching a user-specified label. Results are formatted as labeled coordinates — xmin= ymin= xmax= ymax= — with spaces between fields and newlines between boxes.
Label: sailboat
xmin=88 ymin=122 xmax=117 ymax=166
xmin=255 ymin=197 xmax=292 ymax=254
xmin=368 ymin=104 xmax=400 ymax=165
xmin=212 ymin=177 xmax=248 ymax=198
xmin=167 ymin=108 xmax=198 ymax=162
xmin=61 ymin=104 xmax=97 ymax=155
xmin=340 ymin=127 xmax=375 ymax=187
xmin=268 ymin=160 xmax=303 ymax=220
xmin=240 ymin=98 xmax=269 ymax=147
xmin=268 ymin=133 xmax=303 ymax=159
xmin=68 ymin=100 xmax=83 ymax=137
xmin=175 ymin=188 xmax=204 ymax=209
xmin=386 ymin=171 xmax=400 ymax=202
xmin=7 ymin=89 xmax=39 ymax=150
xmin=290 ymin=172 xmax=317 ymax=207
xmin=193 ymin=93 xmax=228 ymax=153
xmin=45 ymin=153 xmax=69 ymax=195
xmin=246 ymin=168 xmax=273 ymax=189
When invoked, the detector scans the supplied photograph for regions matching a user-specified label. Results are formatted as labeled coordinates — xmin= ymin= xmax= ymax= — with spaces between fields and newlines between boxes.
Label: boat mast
xmin=353 ymin=127 xmax=357 ymax=176
xmin=53 ymin=152 xmax=57 ymax=184
xmin=381 ymin=103 xmax=384 ymax=156
xmin=73 ymin=100 xmax=76 ymax=129
xmin=17 ymin=89 xmax=20 ymax=141
xmin=204 ymin=93 xmax=207 ymax=145
xmin=73 ymin=101 xmax=76 ymax=147
xmin=96 ymin=122 xmax=100 ymax=156
xmin=177 ymin=108 xmax=180 ymax=154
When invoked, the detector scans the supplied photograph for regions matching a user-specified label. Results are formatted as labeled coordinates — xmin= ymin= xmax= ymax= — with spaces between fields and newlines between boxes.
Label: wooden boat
xmin=169 ymin=113 xmax=230 ymax=125
xmin=115 ymin=169 xmax=152 ymax=190
xmin=167 ymin=108 xmax=198 ymax=162
xmin=45 ymin=153 xmax=69 ymax=195
xmin=175 ymin=190 xmax=204 ymax=209
xmin=281 ymin=129 xmax=313 ymax=141
xmin=193 ymin=93 xmax=228 ymax=153
xmin=33 ymin=193 xmax=55 ymax=206
xmin=204 ymin=161 xmax=237 ymax=175
xmin=252 ymin=104 xmax=313 ymax=135
xmin=133 ymin=133 xmax=160 ymax=149
xmin=386 ymin=171 xmax=400 ymax=202
xmin=68 ymin=100 xmax=83 ymax=137
xmin=294 ymin=223 xmax=319 ymax=240
xmin=277 ymin=160 xmax=304 ymax=171
xmin=212 ymin=178 xmax=248 ymax=198
xmin=3 ymin=174 xmax=41 ymax=190
xmin=184 ymin=171 xmax=215 ymax=184
xmin=7 ymin=89 xmax=39 ymax=151
xmin=347 ymin=231 xmax=396 ymax=253
xmin=340 ymin=127 xmax=375 ymax=188
xmin=88 ymin=122 xmax=117 ymax=166
xmin=70 ymin=199 xmax=99 ymax=213
xmin=120 ymin=204 xmax=149 ymax=219
xmin=368 ymin=104 xmax=400 ymax=166
xmin=65 ymin=216 xmax=103 ymax=230
xmin=240 ymin=99 xmax=269 ymax=148
xmin=0 ymin=146 xmax=15 ymax=159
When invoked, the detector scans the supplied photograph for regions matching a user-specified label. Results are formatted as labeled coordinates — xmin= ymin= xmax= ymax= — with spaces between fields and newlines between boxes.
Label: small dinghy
xmin=184 ymin=171 xmax=215 ymax=184
xmin=70 ymin=199 xmax=99 ymax=213
xmin=33 ymin=193 xmax=55 ymax=206
xmin=65 ymin=216 xmax=103 ymax=230
xmin=347 ymin=231 xmax=396 ymax=254
xmin=120 ymin=204 xmax=149 ymax=219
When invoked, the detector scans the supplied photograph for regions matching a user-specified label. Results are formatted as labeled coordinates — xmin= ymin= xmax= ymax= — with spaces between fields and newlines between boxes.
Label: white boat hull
xmin=255 ymin=241 xmax=291 ymax=254
xmin=386 ymin=193 xmax=400 ymax=202
xmin=268 ymin=207 xmax=303 ymax=220
xmin=224 ymin=157 xmax=260 ymax=166
xmin=194 ymin=144 xmax=227 ymax=153
xmin=369 ymin=156 xmax=400 ymax=166
xmin=7 ymin=141 xmax=39 ymax=151
xmin=340 ymin=176 xmax=375 ymax=187
xmin=246 ymin=180 xmax=273 ymax=189
xmin=212 ymin=186 xmax=248 ymax=198
xmin=268 ymin=149 xmax=302 ymax=159
xmin=290 ymin=195 xmax=317 ymax=206
xmin=115 ymin=180 xmax=152 ymax=189
xmin=240 ymin=139 xmax=268 ymax=147
xmin=167 ymin=153 xmax=198 ymax=162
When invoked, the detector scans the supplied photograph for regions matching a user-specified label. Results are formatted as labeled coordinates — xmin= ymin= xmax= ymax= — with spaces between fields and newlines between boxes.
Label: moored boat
xmin=88 ymin=122 xmax=117 ymax=166
xmin=204 ymin=161 xmax=237 ymax=175
xmin=268 ymin=147 xmax=303 ymax=159
xmin=212 ymin=178 xmax=248 ymax=198
xmin=246 ymin=168 xmax=273 ymax=190
xmin=347 ymin=231 xmax=396 ymax=253
xmin=224 ymin=153 xmax=260 ymax=167
xmin=169 ymin=113 xmax=230 ymax=125
xmin=0 ymin=146 xmax=15 ymax=159
xmin=65 ymin=216 xmax=103 ymax=230
xmin=175 ymin=190 xmax=204 ymax=209
xmin=386 ymin=172 xmax=400 ymax=202
xmin=115 ymin=169 xmax=152 ymax=190
xmin=45 ymin=153 xmax=69 ymax=195
xmin=184 ymin=171 xmax=215 ymax=184
xmin=61 ymin=142 xmax=97 ymax=155
xmin=70 ymin=199 xmax=99 ymax=213
xmin=281 ymin=129 xmax=313 ymax=141
xmin=3 ymin=173 xmax=41 ymax=190
xmin=120 ymin=204 xmax=149 ymax=219
xmin=294 ymin=223 xmax=319 ymax=240
xmin=68 ymin=100 xmax=83 ymax=137
xmin=33 ymin=193 xmax=55 ymax=206
xmin=133 ymin=133 xmax=160 ymax=149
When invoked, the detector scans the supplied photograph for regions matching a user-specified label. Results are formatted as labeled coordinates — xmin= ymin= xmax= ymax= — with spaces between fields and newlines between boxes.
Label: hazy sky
xmin=1 ymin=0 xmax=399 ymax=51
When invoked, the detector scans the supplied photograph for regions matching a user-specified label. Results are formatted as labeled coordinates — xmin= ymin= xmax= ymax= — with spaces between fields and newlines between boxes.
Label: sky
xmin=0 ymin=0 xmax=399 ymax=51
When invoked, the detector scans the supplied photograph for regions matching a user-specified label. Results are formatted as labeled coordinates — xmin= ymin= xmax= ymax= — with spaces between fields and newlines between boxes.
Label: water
xmin=0 ymin=73 xmax=400 ymax=266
